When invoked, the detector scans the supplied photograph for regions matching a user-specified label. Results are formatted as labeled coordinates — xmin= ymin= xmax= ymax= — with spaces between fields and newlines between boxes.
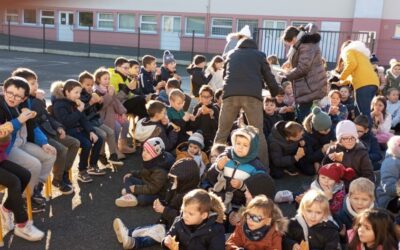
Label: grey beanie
xmin=163 ymin=50 xmax=176 ymax=65
xmin=188 ymin=130 xmax=204 ymax=149
xmin=312 ymin=107 xmax=332 ymax=131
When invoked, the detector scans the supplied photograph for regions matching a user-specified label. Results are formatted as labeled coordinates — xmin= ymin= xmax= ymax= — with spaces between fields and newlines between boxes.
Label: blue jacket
xmin=138 ymin=67 xmax=157 ymax=95
xmin=359 ymin=131 xmax=383 ymax=164
xmin=303 ymin=128 xmax=335 ymax=164
xmin=0 ymin=96 xmax=48 ymax=154
xmin=376 ymin=154 xmax=400 ymax=208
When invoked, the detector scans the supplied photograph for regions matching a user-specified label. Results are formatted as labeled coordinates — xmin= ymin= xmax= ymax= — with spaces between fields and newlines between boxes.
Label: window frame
xmin=184 ymin=16 xmax=205 ymax=37
xmin=23 ymin=9 xmax=37 ymax=25
xmin=40 ymin=10 xmax=55 ymax=26
xmin=236 ymin=19 xmax=258 ymax=33
xmin=97 ymin=12 xmax=114 ymax=30
xmin=5 ymin=9 xmax=19 ymax=24
xmin=394 ymin=24 xmax=400 ymax=39
xmin=210 ymin=17 xmax=232 ymax=38
xmin=117 ymin=13 xmax=135 ymax=32
xmin=140 ymin=15 xmax=157 ymax=34
xmin=78 ymin=11 xmax=94 ymax=28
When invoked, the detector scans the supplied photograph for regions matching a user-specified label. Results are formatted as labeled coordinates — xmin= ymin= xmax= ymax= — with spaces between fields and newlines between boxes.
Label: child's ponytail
xmin=209 ymin=192 xmax=226 ymax=223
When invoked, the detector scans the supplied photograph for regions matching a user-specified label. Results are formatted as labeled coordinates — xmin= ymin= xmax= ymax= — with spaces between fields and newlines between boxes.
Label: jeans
xmin=0 ymin=160 xmax=30 ymax=223
xmin=355 ymin=85 xmax=377 ymax=127
xmin=94 ymin=124 xmax=117 ymax=155
xmin=214 ymin=96 xmax=269 ymax=168
xmin=124 ymin=176 xmax=159 ymax=206
xmin=296 ymin=102 xmax=313 ymax=123
xmin=67 ymin=129 xmax=103 ymax=171
xmin=48 ymin=135 xmax=80 ymax=182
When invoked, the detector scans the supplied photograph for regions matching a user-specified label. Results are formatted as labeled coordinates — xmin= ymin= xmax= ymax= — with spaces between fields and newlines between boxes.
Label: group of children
xmin=0 ymin=48 xmax=399 ymax=250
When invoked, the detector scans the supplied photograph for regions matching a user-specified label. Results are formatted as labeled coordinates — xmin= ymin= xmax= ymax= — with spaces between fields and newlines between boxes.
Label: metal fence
xmin=255 ymin=28 xmax=376 ymax=63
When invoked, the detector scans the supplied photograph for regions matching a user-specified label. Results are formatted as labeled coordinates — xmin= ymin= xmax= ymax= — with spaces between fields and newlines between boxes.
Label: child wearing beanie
xmin=113 ymin=158 xmax=200 ymax=249
xmin=376 ymin=135 xmax=400 ymax=212
xmin=158 ymin=50 xmax=181 ymax=83
xmin=322 ymin=120 xmax=374 ymax=183
xmin=301 ymin=106 xmax=336 ymax=175
xmin=115 ymin=137 xmax=173 ymax=207
xmin=176 ymin=130 xmax=209 ymax=177
xmin=207 ymin=125 xmax=267 ymax=213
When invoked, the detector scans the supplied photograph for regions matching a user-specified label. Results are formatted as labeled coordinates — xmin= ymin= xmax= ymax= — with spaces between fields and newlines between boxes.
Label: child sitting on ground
xmin=376 ymin=136 xmax=400 ymax=213
xmin=113 ymin=158 xmax=200 ymax=249
xmin=214 ymin=88 xmax=223 ymax=111
xmin=187 ymin=55 xmax=212 ymax=99
xmin=190 ymin=85 xmax=219 ymax=151
xmin=135 ymin=100 xmax=178 ymax=152
xmin=275 ymin=87 xmax=295 ymax=122
xmin=162 ymin=189 xmax=225 ymax=250
xmin=262 ymin=97 xmax=283 ymax=140
xmin=115 ymin=137 xmax=173 ymax=207
xmin=167 ymin=89 xmax=193 ymax=144
xmin=370 ymin=95 xmax=393 ymax=144
xmin=386 ymin=87 xmax=400 ymax=133
xmin=283 ymin=189 xmax=340 ymax=250
xmin=385 ymin=60 xmax=400 ymax=93
xmin=205 ymin=55 xmax=224 ymax=92
xmin=158 ymin=50 xmax=181 ymax=83
xmin=268 ymin=121 xmax=305 ymax=178
xmin=156 ymin=78 xmax=192 ymax=112
xmin=340 ymin=86 xmax=356 ymax=120
xmin=322 ymin=89 xmax=348 ymax=131
xmin=354 ymin=115 xmax=383 ymax=170
xmin=226 ymin=195 xmax=288 ymax=250
xmin=176 ymin=131 xmax=209 ymax=177
xmin=138 ymin=55 xmax=165 ymax=96
xmin=322 ymin=120 xmax=374 ymax=183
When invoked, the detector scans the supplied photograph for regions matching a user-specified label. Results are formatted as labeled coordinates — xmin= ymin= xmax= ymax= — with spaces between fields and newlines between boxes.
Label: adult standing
xmin=336 ymin=40 xmax=379 ymax=126
xmin=222 ymin=25 xmax=252 ymax=57
xmin=214 ymin=37 xmax=279 ymax=168
xmin=281 ymin=24 xmax=327 ymax=122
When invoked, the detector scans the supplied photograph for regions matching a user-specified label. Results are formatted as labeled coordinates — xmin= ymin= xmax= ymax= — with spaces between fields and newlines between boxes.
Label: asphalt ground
xmin=0 ymin=50 xmax=313 ymax=250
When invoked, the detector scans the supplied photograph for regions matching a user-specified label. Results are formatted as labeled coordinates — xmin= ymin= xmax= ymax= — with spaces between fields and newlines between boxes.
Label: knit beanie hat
xmin=245 ymin=174 xmax=276 ymax=200
xmin=169 ymin=158 xmax=200 ymax=191
xmin=318 ymin=163 xmax=356 ymax=183
xmin=336 ymin=120 xmax=358 ymax=141
xmin=163 ymin=50 xmax=176 ymax=65
xmin=143 ymin=137 xmax=165 ymax=159
xmin=188 ymin=130 xmax=204 ymax=149
xmin=238 ymin=25 xmax=252 ymax=38
xmin=312 ymin=107 xmax=332 ymax=131
xmin=369 ymin=54 xmax=379 ymax=64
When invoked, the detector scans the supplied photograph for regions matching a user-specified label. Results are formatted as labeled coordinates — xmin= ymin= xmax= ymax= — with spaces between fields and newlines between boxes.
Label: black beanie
xmin=245 ymin=174 xmax=276 ymax=200
xmin=169 ymin=158 xmax=200 ymax=192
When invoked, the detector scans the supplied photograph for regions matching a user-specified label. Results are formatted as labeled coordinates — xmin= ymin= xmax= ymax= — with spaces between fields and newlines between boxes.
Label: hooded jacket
xmin=339 ymin=41 xmax=379 ymax=90
xmin=79 ymin=89 xmax=103 ymax=127
xmin=187 ymin=66 xmax=212 ymax=97
xmin=376 ymin=153 xmax=400 ymax=208
xmin=109 ymin=68 xmax=129 ymax=92
xmin=286 ymin=24 xmax=327 ymax=104
xmin=223 ymin=38 xmax=279 ymax=101
xmin=190 ymin=102 xmax=219 ymax=149
xmin=135 ymin=118 xmax=178 ymax=152
xmin=51 ymin=85 xmax=95 ymax=134
xmin=303 ymin=128 xmax=336 ymax=164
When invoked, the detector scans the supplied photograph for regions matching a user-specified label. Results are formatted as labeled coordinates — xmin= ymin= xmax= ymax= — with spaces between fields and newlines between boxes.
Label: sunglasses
xmin=246 ymin=213 xmax=264 ymax=223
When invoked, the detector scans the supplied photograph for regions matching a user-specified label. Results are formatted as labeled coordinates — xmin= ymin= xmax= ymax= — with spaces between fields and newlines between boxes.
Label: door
xmin=261 ymin=20 xmax=287 ymax=59
xmin=161 ymin=16 xmax=181 ymax=51
xmin=58 ymin=12 xmax=74 ymax=42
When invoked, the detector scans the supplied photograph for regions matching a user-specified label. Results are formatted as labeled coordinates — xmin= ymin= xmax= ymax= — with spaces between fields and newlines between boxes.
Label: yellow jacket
xmin=108 ymin=68 xmax=129 ymax=92
xmin=340 ymin=42 xmax=379 ymax=90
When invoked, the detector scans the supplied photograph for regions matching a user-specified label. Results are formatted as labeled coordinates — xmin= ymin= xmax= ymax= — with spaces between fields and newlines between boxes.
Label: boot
xmin=118 ymin=139 xmax=136 ymax=154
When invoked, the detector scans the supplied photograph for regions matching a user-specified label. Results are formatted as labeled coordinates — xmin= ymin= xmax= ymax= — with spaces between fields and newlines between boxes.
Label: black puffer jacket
xmin=286 ymin=24 xmax=327 ymax=104
xmin=187 ymin=66 xmax=212 ymax=97
xmin=223 ymin=38 xmax=279 ymax=100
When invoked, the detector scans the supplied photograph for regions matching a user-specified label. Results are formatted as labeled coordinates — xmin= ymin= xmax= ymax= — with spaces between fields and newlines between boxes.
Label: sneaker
xmin=121 ymin=188 xmax=127 ymax=196
xmin=109 ymin=153 xmax=124 ymax=166
xmin=115 ymin=194 xmax=138 ymax=207
xmin=24 ymin=200 xmax=45 ymax=214
xmin=113 ymin=218 xmax=135 ymax=249
xmin=32 ymin=193 xmax=46 ymax=206
xmin=99 ymin=154 xmax=109 ymax=166
xmin=77 ymin=171 xmax=93 ymax=183
xmin=283 ymin=168 xmax=299 ymax=176
xmin=52 ymin=179 xmax=74 ymax=195
xmin=0 ymin=206 xmax=14 ymax=231
xmin=14 ymin=221 xmax=45 ymax=241
xmin=63 ymin=171 xmax=72 ymax=186
xmin=274 ymin=190 xmax=294 ymax=203
xmin=87 ymin=165 xmax=106 ymax=176
xmin=130 ymin=224 xmax=166 ymax=243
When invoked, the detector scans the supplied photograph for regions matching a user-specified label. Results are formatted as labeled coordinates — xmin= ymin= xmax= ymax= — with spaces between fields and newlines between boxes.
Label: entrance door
xmin=58 ymin=12 xmax=74 ymax=42
xmin=161 ymin=16 xmax=181 ymax=51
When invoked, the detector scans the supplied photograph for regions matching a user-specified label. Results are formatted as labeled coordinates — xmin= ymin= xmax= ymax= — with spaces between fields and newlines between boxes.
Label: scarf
xmin=191 ymin=154 xmax=206 ymax=177
xmin=243 ymin=222 xmax=269 ymax=241
xmin=93 ymin=84 xmax=108 ymax=96
xmin=142 ymin=153 xmax=164 ymax=170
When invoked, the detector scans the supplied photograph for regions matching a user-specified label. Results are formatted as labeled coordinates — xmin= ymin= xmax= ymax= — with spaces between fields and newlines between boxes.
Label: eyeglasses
xmin=5 ymin=91 xmax=24 ymax=101
xmin=246 ymin=213 xmax=264 ymax=223
xmin=341 ymin=137 xmax=356 ymax=142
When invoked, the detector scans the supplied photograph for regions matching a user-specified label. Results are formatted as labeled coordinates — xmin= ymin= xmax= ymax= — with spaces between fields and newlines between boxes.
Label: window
xmin=23 ymin=9 xmax=36 ymax=24
xmin=97 ymin=12 xmax=113 ymax=29
xmin=41 ymin=10 xmax=54 ymax=25
xmin=395 ymin=24 xmax=400 ymax=38
xmin=185 ymin=17 xmax=205 ymax=36
xmin=211 ymin=18 xmax=232 ymax=37
xmin=140 ymin=15 xmax=157 ymax=33
xmin=291 ymin=21 xmax=311 ymax=27
xmin=5 ymin=9 xmax=19 ymax=24
xmin=118 ymin=14 xmax=135 ymax=31
xmin=237 ymin=19 xmax=258 ymax=35
xmin=264 ymin=20 xmax=286 ymax=29
xmin=79 ymin=12 xmax=93 ymax=27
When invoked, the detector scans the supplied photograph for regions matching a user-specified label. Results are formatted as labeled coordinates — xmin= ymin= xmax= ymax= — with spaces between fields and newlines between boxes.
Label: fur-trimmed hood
xmin=341 ymin=40 xmax=371 ymax=60
xmin=50 ymin=81 xmax=66 ymax=100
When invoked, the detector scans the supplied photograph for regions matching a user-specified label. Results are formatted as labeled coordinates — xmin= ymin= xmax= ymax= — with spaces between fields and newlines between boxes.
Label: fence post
xmin=88 ymin=26 xmax=91 ymax=57
xmin=42 ymin=23 xmax=46 ymax=53
xmin=191 ymin=30 xmax=195 ymax=60
xmin=7 ymin=19 xmax=11 ymax=51
xmin=137 ymin=27 xmax=141 ymax=60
